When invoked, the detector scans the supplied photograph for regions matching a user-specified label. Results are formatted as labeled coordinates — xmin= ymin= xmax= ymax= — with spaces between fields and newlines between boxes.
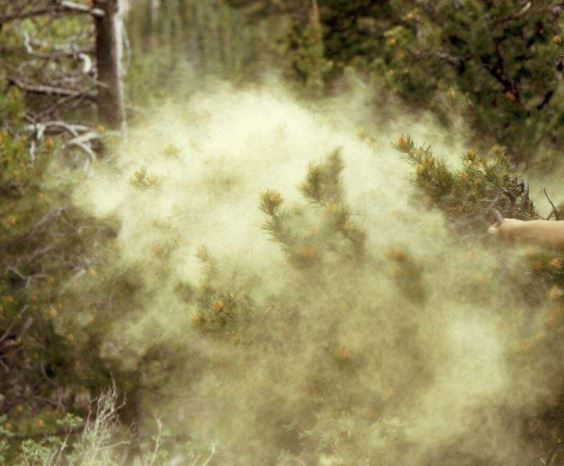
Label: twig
xmin=8 ymin=76 xmax=96 ymax=101
xmin=36 ymin=91 xmax=90 ymax=119
xmin=494 ymin=1 xmax=532 ymax=25
xmin=519 ymin=180 xmax=529 ymax=208
xmin=9 ymin=425 xmax=85 ymax=441
xmin=489 ymin=207 xmax=504 ymax=225
xmin=544 ymin=188 xmax=560 ymax=220
xmin=6 ymin=266 xmax=27 ymax=282
xmin=66 ymin=138 xmax=96 ymax=169
xmin=21 ymin=31 xmax=94 ymax=75
xmin=544 ymin=439 xmax=562 ymax=466
xmin=536 ymin=90 xmax=555 ymax=111
xmin=29 ymin=208 xmax=64 ymax=236
xmin=0 ymin=306 xmax=28 ymax=346
xmin=435 ymin=51 xmax=465 ymax=68
xmin=148 ymin=419 xmax=163 ymax=466
xmin=0 ymin=2 xmax=104 ymax=25
xmin=60 ymin=1 xmax=105 ymax=18
xmin=25 ymin=121 xmax=92 ymax=138
xmin=201 ymin=444 xmax=217 ymax=466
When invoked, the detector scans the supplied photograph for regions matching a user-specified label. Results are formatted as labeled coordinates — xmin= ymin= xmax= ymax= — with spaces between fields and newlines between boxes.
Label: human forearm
xmin=491 ymin=219 xmax=564 ymax=250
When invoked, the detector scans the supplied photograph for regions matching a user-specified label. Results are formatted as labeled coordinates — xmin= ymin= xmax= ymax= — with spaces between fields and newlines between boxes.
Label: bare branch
xmin=67 ymin=133 xmax=97 ymax=165
xmin=493 ymin=1 xmax=532 ymax=25
xmin=25 ymin=121 xmax=92 ymax=138
xmin=8 ymin=76 xmax=96 ymax=101
xmin=0 ymin=1 xmax=104 ymax=25
xmin=545 ymin=439 xmax=562 ymax=466
xmin=20 ymin=34 xmax=94 ymax=64
xmin=536 ymin=90 xmax=555 ymax=111
xmin=60 ymin=1 xmax=105 ymax=17
xmin=483 ymin=37 xmax=521 ymax=104
xmin=433 ymin=51 xmax=468 ymax=74
xmin=435 ymin=51 xmax=464 ymax=68
xmin=544 ymin=188 xmax=560 ymax=220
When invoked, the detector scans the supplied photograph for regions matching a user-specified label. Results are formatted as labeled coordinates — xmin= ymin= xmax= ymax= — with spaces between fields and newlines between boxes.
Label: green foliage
xmin=125 ymin=0 xmax=289 ymax=103
xmin=0 ymin=11 xmax=95 ymax=122
xmin=285 ymin=1 xmax=333 ymax=95
xmin=0 ymin=387 xmax=172 ymax=466
xmin=0 ymin=415 xmax=14 ymax=463
xmin=394 ymin=135 xmax=537 ymax=235
xmin=318 ymin=0 xmax=564 ymax=162
xmin=0 ymin=84 xmax=103 ymax=466
xmin=182 ymin=247 xmax=256 ymax=335
xmin=320 ymin=0 xmax=396 ymax=74
xmin=395 ymin=134 xmax=563 ymax=346
xmin=123 ymin=0 xmax=563 ymax=163
xmin=260 ymin=150 xmax=366 ymax=268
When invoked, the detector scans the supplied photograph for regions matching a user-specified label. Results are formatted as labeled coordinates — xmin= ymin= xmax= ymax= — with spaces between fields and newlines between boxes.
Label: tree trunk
xmin=94 ymin=0 xmax=126 ymax=132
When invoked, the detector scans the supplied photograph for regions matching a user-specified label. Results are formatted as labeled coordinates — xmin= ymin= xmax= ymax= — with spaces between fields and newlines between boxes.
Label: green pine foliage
xmin=260 ymin=150 xmax=366 ymax=268
xmin=182 ymin=247 xmax=256 ymax=335
xmin=321 ymin=0 xmax=564 ymax=163
xmin=285 ymin=1 xmax=333 ymax=95
xmin=394 ymin=135 xmax=538 ymax=235
xmin=0 ymin=87 xmax=92 ymax=463
xmin=395 ymin=134 xmax=563 ymax=348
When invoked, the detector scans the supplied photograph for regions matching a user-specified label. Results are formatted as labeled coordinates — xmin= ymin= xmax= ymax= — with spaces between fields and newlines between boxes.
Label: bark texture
xmin=94 ymin=0 xmax=126 ymax=131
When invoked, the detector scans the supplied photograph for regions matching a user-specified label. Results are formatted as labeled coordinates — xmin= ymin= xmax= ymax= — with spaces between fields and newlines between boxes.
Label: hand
xmin=488 ymin=218 xmax=525 ymax=240
xmin=488 ymin=218 xmax=564 ymax=249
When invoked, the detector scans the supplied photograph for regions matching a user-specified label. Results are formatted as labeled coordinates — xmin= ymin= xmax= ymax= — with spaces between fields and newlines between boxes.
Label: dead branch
xmin=493 ymin=1 xmax=532 ymax=25
xmin=0 ymin=306 xmax=29 ymax=347
xmin=66 ymin=133 xmax=97 ymax=164
xmin=544 ymin=189 xmax=560 ymax=220
xmin=25 ymin=34 xmax=95 ymax=56
xmin=21 ymin=32 xmax=95 ymax=76
xmin=536 ymin=89 xmax=556 ymax=112
xmin=35 ymin=91 xmax=91 ymax=120
xmin=545 ymin=439 xmax=562 ymax=466
xmin=25 ymin=121 xmax=100 ymax=165
xmin=435 ymin=51 xmax=464 ymax=68
xmin=485 ymin=37 xmax=521 ymax=104
xmin=25 ymin=120 xmax=92 ymax=138
xmin=0 ymin=1 xmax=104 ymax=25
xmin=8 ymin=76 xmax=96 ymax=101
xmin=60 ymin=1 xmax=104 ymax=17
xmin=518 ymin=180 xmax=530 ymax=209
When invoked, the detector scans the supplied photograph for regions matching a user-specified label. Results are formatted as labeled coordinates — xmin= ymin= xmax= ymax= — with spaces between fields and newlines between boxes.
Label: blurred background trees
xmin=2 ymin=1 xmax=562 ymax=162
xmin=125 ymin=0 xmax=563 ymax=165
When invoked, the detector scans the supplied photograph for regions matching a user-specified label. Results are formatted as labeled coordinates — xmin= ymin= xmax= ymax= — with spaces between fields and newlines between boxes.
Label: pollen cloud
xmin=59 ymin=84 xmax=561 ymax=465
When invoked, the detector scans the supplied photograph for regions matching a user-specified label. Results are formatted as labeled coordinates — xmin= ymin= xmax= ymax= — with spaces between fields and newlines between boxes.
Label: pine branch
xmin=394 ymin=135 xmax=538 ymax=234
